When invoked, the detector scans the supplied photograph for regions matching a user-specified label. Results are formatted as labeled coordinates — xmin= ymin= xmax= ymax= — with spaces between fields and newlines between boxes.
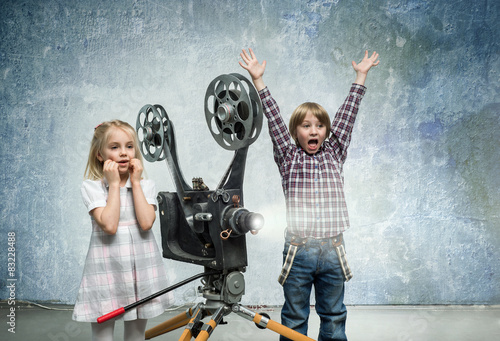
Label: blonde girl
xmin=73 ymin=120 xmax=171 ymax=341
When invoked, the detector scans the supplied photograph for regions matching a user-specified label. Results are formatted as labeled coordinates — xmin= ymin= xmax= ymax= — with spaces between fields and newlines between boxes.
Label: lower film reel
xmin=204 ymin=73 xmax=263 ymax=150
xmin=136 ymin=104 xmax=170 ymax=162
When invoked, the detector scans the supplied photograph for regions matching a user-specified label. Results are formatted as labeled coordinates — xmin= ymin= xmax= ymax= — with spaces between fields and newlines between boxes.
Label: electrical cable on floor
xmin=14 ymin=300 xmax=74 ymax=311
xmin=8 ymin=300 xmax=189 ymax=313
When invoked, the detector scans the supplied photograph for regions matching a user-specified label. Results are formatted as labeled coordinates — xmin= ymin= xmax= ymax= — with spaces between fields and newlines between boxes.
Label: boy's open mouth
xmin=308 ymin=139 xmax=319 ymax=149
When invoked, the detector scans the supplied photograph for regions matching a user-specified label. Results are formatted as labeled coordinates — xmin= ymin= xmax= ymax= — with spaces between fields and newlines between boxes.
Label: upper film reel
xmin=204 ymin=73 xmax=263 ymax=150
xmin=136 ymin=104 xmax=170 ymax=162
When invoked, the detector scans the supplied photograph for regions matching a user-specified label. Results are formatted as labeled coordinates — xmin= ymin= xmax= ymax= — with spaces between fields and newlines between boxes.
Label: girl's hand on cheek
xmin=129 ymin=158 xmax=143 ymax=184
xmin=103 ymin=160 xmax=120 ymax=186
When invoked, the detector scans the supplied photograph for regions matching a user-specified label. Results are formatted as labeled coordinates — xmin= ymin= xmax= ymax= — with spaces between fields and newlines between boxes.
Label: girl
xmin=73 ymin=120 xmax=171 ymax=341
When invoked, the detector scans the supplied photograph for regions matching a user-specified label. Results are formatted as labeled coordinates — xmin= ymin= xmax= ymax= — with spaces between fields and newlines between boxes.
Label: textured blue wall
xmin=1 ymin=0 xmax=499 ymax=306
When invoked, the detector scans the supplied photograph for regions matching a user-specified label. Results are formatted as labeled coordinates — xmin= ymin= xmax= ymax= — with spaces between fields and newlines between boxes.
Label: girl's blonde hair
xmin=288 ymin=102 xmax=331 ymax=145
xmin=84 ymin=120 xmax=143 ymax=180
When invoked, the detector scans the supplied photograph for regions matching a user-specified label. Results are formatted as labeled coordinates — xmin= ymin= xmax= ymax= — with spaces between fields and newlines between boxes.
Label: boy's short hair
xmin=289 ymin=102 xmax=331 ymax=145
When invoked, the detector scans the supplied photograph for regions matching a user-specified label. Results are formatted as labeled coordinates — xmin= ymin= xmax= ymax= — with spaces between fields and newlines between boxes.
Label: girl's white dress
xmin=72 ymin=178 xmax=172 ymax=322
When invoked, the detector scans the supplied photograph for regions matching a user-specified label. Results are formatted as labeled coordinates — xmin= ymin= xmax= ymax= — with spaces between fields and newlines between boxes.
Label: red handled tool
xmin=97 ymin=270 xmax=221 ymax=324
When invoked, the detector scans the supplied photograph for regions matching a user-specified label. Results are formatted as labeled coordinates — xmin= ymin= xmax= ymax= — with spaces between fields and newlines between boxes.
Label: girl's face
xmin=97 ymin=127 xmax=136 ymax=176
xmin=295 ymin=111 xmax=327 ymax=155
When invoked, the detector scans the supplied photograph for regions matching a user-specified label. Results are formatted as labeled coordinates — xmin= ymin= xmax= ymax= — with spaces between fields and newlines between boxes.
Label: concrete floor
xmin=1 ymin=301 xmax=499 ymax=340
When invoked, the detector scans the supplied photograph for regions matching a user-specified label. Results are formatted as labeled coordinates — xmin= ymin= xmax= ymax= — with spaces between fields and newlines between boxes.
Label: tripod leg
xmin=179 ymin=304 xmax=204 ymax=341
xmin=194 ymin=306 xmax=226 ymax=341
xmin=145 ymin=307 xmax=194 ymax=339
xmin=233 ymin=305 xmax=315 ymax=341
xmin=265 ymin=319 xmax=315 ymax=341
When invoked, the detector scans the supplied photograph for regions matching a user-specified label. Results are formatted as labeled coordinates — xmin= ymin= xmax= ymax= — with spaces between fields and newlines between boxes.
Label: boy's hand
xmin=352 ymin=50 xmax=379 ymax=74
xmin=239 ymin=48 xmax=266 ymax=91
xmin=129 ymin=158 xmax=143 ymax=185
xmin=352 ymin=50 xmax=379 ymax=86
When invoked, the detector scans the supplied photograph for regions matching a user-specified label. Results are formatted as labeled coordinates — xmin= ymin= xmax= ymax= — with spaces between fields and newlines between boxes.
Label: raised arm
xmin=239 ymin=48 xmax=267 ymax=91
xmin=352 ymin=50 xmax=380 ymax=86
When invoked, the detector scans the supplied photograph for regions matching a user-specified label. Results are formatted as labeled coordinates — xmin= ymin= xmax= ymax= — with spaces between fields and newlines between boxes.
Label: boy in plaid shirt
xmin=240 ymin=48 xmax=379 ymax=341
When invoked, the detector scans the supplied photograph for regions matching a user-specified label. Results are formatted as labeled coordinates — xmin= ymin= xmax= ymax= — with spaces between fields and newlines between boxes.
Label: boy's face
xmin=295 ymin=111 xmax=327 ymax=155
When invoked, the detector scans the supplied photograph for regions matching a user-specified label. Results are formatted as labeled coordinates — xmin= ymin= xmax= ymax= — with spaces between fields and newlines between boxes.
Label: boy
xmin=239 ymin=48 xmax=379 ymax=341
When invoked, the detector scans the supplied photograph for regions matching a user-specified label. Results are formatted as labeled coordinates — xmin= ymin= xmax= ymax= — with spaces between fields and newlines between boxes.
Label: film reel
xmin=205 ymin=73 xmax=263 ymax=150
xmin=136 ymin=104 xmax=170 ymax=162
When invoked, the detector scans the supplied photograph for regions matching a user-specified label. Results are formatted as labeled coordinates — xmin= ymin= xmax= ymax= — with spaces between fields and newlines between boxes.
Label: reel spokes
xmin=136 ymin=104 xmax=169 ymax=162
xmin=205 ymin=73 xmax=263 ymax=150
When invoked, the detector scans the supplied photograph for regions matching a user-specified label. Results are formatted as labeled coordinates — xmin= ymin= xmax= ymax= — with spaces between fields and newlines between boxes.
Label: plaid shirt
xmin=259 ymin=84 xmax=366 ymax=238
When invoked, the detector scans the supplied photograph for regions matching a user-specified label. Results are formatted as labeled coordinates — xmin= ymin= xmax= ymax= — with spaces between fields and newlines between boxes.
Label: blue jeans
xmin=280 ymin=235 xmax=347 ymax=341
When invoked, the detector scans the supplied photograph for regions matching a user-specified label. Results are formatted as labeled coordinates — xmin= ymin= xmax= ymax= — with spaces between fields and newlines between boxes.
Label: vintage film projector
xmin=97 ymin=73 xmax=314 ymax=341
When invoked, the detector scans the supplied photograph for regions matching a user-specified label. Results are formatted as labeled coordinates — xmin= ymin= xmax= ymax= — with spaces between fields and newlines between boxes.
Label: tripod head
xmin=135 ymin=74 xmax=264 ymax=275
